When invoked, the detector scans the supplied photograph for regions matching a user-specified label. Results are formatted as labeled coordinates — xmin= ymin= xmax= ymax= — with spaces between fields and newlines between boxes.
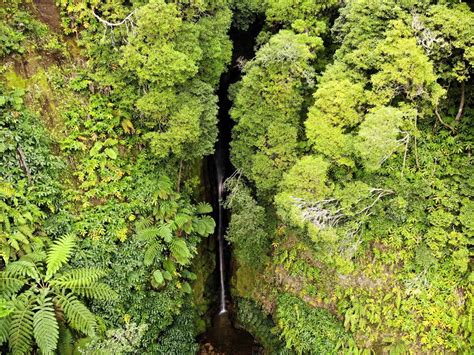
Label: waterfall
xmin=216 ymin=147 xmax=227 ymax=314
xmin=199 ymin=18 xmax=264 ymax=354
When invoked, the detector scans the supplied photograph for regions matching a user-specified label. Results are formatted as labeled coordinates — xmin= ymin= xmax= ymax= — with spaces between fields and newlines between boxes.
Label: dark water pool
xmin=199 ymin=312 xmax=262 ymax=355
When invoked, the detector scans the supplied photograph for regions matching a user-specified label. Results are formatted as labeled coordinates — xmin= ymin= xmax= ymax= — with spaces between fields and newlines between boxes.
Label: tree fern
xmin=136 ymin=224 xmax=173 ymax=243
xmin=33 ymin=292 xmax=58 ymax=355
xmin=66 ymin=283 xmax=118 ymax=300
xmin=196 ymin=202 xmax=213 ymax=214
xmin=134 ymin=218 xmax=153 ymax=233
xmin=170 ymin=239 xmax=192 ymax=265
xmin=9 ymin=294 xmax=35 ymax=355
xmin=157 ymin=224 xmax=173 ymax=242
xmin=52 ymin=268 xmax=107 ymax=288
xmin=144 ymin=241 xmax=162 ymax=266
xmin=0 ymin=239 xmax=113 ymax=353
xmin=193 ymin=215 xmax=216 ymax=236
xmin=136 ymin=226 xmax=161 ymax=242
xmin=0 ymin=316 xmax=11 ymax=344
xmin=6 ymin=260 xmax=40 ymax=280
xmin=56 ymin=292 xmax=96 ymax=336
xmin=0 ymin=274 xmax=25 ymax=298
xmin=174 ymin=213 xmax=192 ymax=229
xmin=20 ymin=251 xmax=46 ymax=263
xmin=46 ymin=234 xmax=76 ymax=280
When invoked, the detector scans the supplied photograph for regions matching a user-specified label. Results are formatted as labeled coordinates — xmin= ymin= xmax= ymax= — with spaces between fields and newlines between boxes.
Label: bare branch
xmin=356 ymin=189 xmax=393 ymax=215
xmin=92 ymin=9 xmax=137 ymax=44
xmin=16 ymin=147 xmax=32 ymax=184
xmin=401 ymin=135 xmax=410 ymax=177
xmin=434 ymin=107 xmax=455 ymax=133
xmin=292 ymin=197 xmax=344 ymax=229
xmin=455 ymin=81 xmax=465 ymax=124
xmin=92 ymin=9 xmax=136 ymax=28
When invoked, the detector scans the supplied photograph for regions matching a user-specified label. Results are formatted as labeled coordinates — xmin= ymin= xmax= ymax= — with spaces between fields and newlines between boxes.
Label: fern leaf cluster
xmin=52 ymin=268 xmax=107 ymax=288
xmin=0 ymin=274 xmax=26 ymax=298
xmin=9 ymin=295 xmax=35 ymax=355
xmin=46 ymin=234 xmax=76 ymax=280
xmin=33 ymin=293 xmax=58 ymax=355
xmin=0 ymin=235 xmax=114 ymax=353
xmin=56 ymin=292 xmax=97 ymax=337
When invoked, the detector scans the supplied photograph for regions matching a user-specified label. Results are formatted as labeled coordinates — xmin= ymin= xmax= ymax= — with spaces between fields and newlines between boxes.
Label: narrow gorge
xmin=0 ymin=1 xmax=472 ymax=354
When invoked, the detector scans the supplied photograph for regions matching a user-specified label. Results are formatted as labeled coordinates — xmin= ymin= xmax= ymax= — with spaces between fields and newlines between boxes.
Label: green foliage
xmin=0 ymin=2 xmax=66 ymax=58
xmin=231 ymin=30 xmax=321 ymax=198
xmin=0 ymin=88 xmax=63 ymax=263
xmin=228 ymin=0 xmax=473 ymax=353
xmin=265 ymin=0 xmax=339 ymax=36
xmin=224 ymin=176 xmax=271 ymax=269
xmin=78 ymin=322 xmax=148 ymax=354
xmin=236 ymin=298 xmax=286 ymax=353
xmin=276 ymin=293 xmax=350 ymax=354
xmin=1 ymin=0 xmax=473 ymax=353
xmin=0 ymin=238 xmax=116 ymax=353
xmin=355 ymin=106 xmax=413 ymax=171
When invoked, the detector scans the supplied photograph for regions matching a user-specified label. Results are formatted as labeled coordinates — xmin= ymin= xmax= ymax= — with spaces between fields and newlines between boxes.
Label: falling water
xmin=216 ymin=147 xmax=227 ymax=315
xmin=199 ymin=17 xmax=264 ymax=354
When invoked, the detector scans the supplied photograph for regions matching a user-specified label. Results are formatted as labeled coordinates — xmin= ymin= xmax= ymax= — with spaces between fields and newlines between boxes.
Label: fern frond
xmin=157 ymin=224 xmax=173 ymax=242
xmin=0 ymin=273 xmax=26 ymax=297
xmin=144 ymin=241 xmax=162 ymax=266
xmin=170 ymin=239 xmax=192 ymax=265
xmin=194 ymin=215 xmax=216 ymax=236
xmin=0 ymin=315 xmax=11 ymax=344
xmin=51 ymin=268 xmax=107 ymax=288
xmin=57 ymin=324 xmax=73 ymax=355
xmin=6 ymin=260 xmax=40 ymax=280
xmin=174 ymin=213 xmax=192 ymax=229
xmin=46 ymin=234 xmax=76 ymax=280
xmin=9 ymin=295 xmax=35 ymax=355
xmin=55 ymin=293 xmax=96 ymax=337
xmin=135 ymin=218 xmax=153 ymax=232
xmin=196 ymin=202 xmax=213 ymax=214
xmin=68 ymin=283 xmax=118 ymax=300
xmin=33 ymin=294 xmax=59 ymax=355
xmin=20 ymin=251 xmax=46 ymax=263
xmin=136 ymin=227 xmax=160 ymax=242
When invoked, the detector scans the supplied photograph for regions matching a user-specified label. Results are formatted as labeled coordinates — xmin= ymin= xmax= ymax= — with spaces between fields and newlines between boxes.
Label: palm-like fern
xmin=0 ymin=235 xmax=118 ymax=354
xmin=134 ymin=202 xmax=215 ymax=289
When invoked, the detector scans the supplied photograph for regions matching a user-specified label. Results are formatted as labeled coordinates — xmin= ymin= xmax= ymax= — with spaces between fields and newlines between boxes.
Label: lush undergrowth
xmin=1 ymin=0 xmax=228 ymax=353
xmin=228 ymin=0 xmax=473 ymax=354
xmin=0 ymin=0 xmax=473 ymax=354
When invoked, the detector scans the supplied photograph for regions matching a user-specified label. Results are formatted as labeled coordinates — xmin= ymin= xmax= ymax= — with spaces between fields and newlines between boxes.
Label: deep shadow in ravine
xmin=199 ymin=19 xmax=264 ymax=355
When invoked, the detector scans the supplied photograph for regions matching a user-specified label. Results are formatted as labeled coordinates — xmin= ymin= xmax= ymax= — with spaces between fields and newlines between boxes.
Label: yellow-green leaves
xmin=45 ymin=234 xmax=76 ymax=281
xmin=231 ymin=30 xmax=318 ymax=198
xmin=355 ymin=106 xmax=407 ymax=171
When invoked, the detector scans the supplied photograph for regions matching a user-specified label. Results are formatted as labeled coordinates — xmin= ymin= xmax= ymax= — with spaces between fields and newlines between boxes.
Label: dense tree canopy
xmin=0 ymin=0 xmax=473 ymax=353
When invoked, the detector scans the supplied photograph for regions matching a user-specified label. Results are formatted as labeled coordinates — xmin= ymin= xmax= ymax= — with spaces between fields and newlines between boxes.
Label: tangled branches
xmin=292 ymin=188 xmax=393 ymax=230
xmin=292 ymin=197 xmax=344 ymax=229
xmin=92 ymin=9 xmax=137 ymax=45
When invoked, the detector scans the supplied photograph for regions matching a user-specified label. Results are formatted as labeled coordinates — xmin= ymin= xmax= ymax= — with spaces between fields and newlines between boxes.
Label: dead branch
xmin=401 ymin=135 xmax=410 ymax=177
xmin=92 ymin=9 xmax=136 ymax=44
xmin=16 ymin=147 xmax=32 ymax=184
xmin=356 ymin=188 xmax=394 ymax=215
xmin=292 ymin=197 xmax=345 ymax=229
xmin=434 ymin=107 xmax=455 ymax=133
xmin=455 ymin=81 xmax=465 ymax=124
xmin=92 ymin=9 xmax=136 ymax=28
